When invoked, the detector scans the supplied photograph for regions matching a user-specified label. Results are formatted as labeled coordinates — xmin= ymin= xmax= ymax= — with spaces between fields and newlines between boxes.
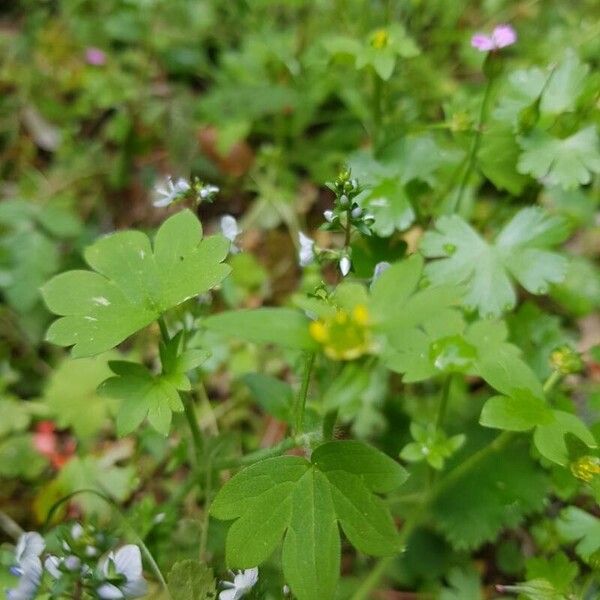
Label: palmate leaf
xmin=556 ymin=507 xmax=600 ymax=562
xmin=371 ymin=255 xmax=465 ymax=381
xmin=431 ymin=437 xmax=548 ymax=550
xmin=42 ymin=210 xmax=231 ymax=358
xmin=421 ymin=208 xmax=570 ymax=317
xmin=98 ymin=361 xmax=186 ymax=436
xmin=210 ymin=441 xmax=407 ymax=600
xmin=517 ymin=126 xmax=600 ymax=190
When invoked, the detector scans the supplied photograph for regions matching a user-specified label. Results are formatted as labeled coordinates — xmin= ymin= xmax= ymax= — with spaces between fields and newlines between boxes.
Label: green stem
xmin=294 ymin=352 xmax=315 ymax=434
xmin=372 ymin=70 xmax=384 ymax=150
xmin=322 ymin=409 xmax=339 ymax=440
xmin=435 ymin=375 xmax=453 ymax=430
xmin=199 ymin=461 xmax=212 ymax=562
xmin=183 ymin=394 xmax=204 ymax=465
xmin=543 ymin=370 xmax=562 ymax=394
xmin=452 ymin=71 xmax=495 ymax=214
xmin=158 ymin=315 xmax=170 ymax=343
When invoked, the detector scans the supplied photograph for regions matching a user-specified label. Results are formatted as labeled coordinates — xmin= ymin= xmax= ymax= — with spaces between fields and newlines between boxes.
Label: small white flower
xmin=221 ymin=215 xmax=240 ymax=243
xmin=323 ymin=210 xmax=334 ymax=222
xmin=97 ymin=545 xmax=147 ymax=599
xmin=339 ymin=256 xmax=351 ymax=277
xmin=219 ymin=568 xmax=259 ymax=600
xmin=199 ymin=184 xmax=220 ymax=200
xmin=71 ymin=523 xmax=84 ymax=540
xmin=152 ymin=176 xmax=190 ymax=208
xmin=298 ymin=232 xmax=315 ymax=267
xmin=7 ymin=556 xmax=42 ymax=600
xmin=44 ymin=555 xmax=61 ymax=579
xmin=372 ymin=261 xmax=391 ymax=281
xmin=15 ymin=533 xmax=44 ymax=564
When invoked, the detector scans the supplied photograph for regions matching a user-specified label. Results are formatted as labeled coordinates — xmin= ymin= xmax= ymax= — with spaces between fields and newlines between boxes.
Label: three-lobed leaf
xmin=210 ymin=441 xmax=407 ymax=600
xmin=42 ymin=210 xmax=231 ymax=357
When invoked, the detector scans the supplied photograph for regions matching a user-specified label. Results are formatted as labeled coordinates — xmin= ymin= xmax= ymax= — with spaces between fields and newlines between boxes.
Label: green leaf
xmin=540 ymin=50 xmax=589 ymax=115
xmin=0 ymin=434 xmax=47 ymax=480
xmin=466 ymin=320 xmax=545 ymax=399
xmin=42 ymin=210 xmax=231 ymax=357
xmin=312 ymin=440 xmax=408 ymax=492
xmin=0 ymin=399 xmax=32 ymax=437
xmin=550 ymin=256 xmax=600 ymax=317
xmin=55 ymin=455 xmax=136 ymax=518
xmin=478 ymin=122 xmax=529 ymax=195
xmin=167 ymin=560 xmax=217 ymax=600
xmin=556 ymin=507 xmax=600 ymax=561
xmin=440 ymin=568 xmax=482 ymax=600
xmin=493 ymin=68 xmax=547 ymax=124
xmin=98 ymin=361 xmax=184 ymax=436
xmin=43 ymin=355 xmax=115 ymax=439
xmin=431 ymin=438 xmax=548 ymax=550
xmin=533 ymin=410 xmax=596 ymax=466
xmin=203 ymin=308 xmax=317 ymax=351
xmin=0 ymin=229 xmax=59 ymax=312
xmin=480 ymin=390 xmax=553 ymax=432
xmin=517 ymin=127 xmax=600 ymax=189
xmin=243 ymin=373 xmax=293 ymax=423
xmin=282 ymin=469 xmax=340 ymax=600
xmin=371 ymin=255 xmax=465 ymax=381
xmin=421 ymin=208 xmax=569 ymax=317
xmin=363 ymin=179 xmax=415 ymax=236
xmin=210 ymin=441 xmax=405 ymax=600
xmin=526 ymin=553 xmax=579 ymax=594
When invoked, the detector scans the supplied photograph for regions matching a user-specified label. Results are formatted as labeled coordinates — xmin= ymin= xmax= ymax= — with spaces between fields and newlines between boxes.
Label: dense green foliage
xmin=1 ymin=1 xmax=599 ymax=599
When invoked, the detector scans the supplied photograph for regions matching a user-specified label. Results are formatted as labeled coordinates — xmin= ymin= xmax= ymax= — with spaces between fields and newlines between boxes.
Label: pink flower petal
xmin=85 ymin=47 xmax=106 ymax=66
xmin=471 ymin=34 xmax=495 ymax=52
xmin=492 ymin=24 xmax=517 ymax=48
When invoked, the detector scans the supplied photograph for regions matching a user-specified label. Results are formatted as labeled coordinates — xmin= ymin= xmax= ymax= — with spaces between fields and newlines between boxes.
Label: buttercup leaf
xmin=421 ymin=208 xmax=570 ymax=317
xmin=42 ymin=210 xmax=231 ymax=357
xmin=210 ymin=441 xmax=405 ymax=600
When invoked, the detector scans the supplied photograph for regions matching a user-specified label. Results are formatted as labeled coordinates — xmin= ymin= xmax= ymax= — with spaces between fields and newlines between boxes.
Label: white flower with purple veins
xmin=152 ymin=176 xmax=191 ymax=208
xmin=471 ymin=24 xmax=517 ymax=52
xmin=298 ymin=232 xmax=315 ymax=267
xmin=7 ymin=532 xmax=45 ymax=600
xmin=97 ymin=545 xmax=147 ymax=599
xmin=219 ymin=568 xmax=258 ymax=600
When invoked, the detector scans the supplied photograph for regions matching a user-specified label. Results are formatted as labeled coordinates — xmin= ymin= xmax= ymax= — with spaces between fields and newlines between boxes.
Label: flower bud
xmin=550 ymin=345 xmax=584 ymax=375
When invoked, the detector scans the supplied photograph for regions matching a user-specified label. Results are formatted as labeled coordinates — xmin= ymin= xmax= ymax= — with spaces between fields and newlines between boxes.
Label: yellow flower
xmin=309 ymin=304 xmax=373 ymax=360
xmin=570 ymin=456 xmax=600 ymax=482
xmin=370 ymin=29 xmax=389 ymax=49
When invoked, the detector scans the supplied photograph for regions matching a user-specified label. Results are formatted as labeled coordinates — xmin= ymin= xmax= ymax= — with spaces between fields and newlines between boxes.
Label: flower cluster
xmin=152 ymin=176 xmax=219 ymax=208
xmin=5 ymin=525 xmax=147 ymax=600
xmin=297 ymin=168 xmax=375 ymax=277
xmin=323 ymin=168 xmax=374 ymax=237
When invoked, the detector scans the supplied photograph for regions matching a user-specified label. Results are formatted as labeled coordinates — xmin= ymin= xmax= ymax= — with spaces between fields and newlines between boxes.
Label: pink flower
xmin=85 ymin=47 xmax=107 ymax=66
xmin=471 ymin=24 xmax=517 ymax=52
